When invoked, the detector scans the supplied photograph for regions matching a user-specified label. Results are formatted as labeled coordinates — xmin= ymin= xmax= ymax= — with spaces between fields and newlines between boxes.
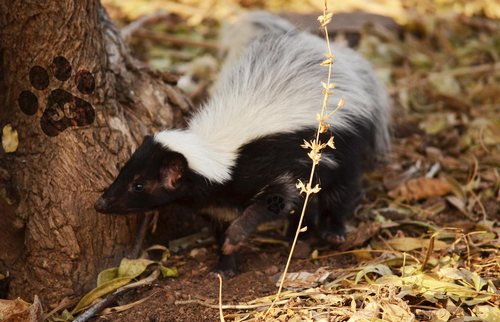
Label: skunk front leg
xmin=223 ymin=181 xmax=299 ymax=254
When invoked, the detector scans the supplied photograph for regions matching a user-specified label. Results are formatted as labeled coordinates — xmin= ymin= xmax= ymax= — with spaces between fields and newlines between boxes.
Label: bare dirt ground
xmin=92 ymin=237 xmax=358 ymax=321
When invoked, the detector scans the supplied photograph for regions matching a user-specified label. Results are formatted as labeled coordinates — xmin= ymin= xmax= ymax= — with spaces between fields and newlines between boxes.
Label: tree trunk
xmin=0 ymin=0 xmax=191 ymax=304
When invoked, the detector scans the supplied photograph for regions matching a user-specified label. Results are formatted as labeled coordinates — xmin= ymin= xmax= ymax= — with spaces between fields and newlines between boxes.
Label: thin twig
xmin=73 ymin=291 xmax=129 ymax=322
xmin=175 ymin=299 xmax=289 ymax=310
xmin=218 ymin=274 xmax=225 ymax=322
xmin=265 ymin=0 xmax=339 ymax=316
xmin=44 ymin=298 xmax=78 ymax=320
xmin=121 ymin=12 xmax=172 ymax=40
xmin=73 ymin=270 xmax=160 ymax=322
xmin=134 ymin=30 xmax=219 ymax=50
xmin=131 ymin=212 xmax=153 ymax=258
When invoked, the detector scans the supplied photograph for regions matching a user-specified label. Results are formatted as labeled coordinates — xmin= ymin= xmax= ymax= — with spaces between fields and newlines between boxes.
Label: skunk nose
xmin=94 ymin=197 xmax=108 ymax=212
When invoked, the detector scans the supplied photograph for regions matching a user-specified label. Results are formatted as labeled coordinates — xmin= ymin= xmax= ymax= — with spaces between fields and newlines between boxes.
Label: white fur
xmin=155 ymin=12 xmax=390 ymax=183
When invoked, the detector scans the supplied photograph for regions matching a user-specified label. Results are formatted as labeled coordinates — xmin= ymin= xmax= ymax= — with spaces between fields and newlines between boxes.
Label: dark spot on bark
xmin=22 ymin=59 xmax=96 ymax=136
xmin=40 ymin=89 xmax=95 ymax=136
xmin=52 ymin=56 xmax=72 ymax=81
xmin=40 ymin=89 xmax=73 ymax=135
xmin=74 ymin=97 xmax=95 ymax=126
xmin=40 ymin=117 xmax=66 ymax=137
xmin=76 ymin=70 xmax=95 ymax=94
xmin=18 ymin=90 xmax=38 ymax=115
xmin=29 ymin=65 xmax=49 ymax=90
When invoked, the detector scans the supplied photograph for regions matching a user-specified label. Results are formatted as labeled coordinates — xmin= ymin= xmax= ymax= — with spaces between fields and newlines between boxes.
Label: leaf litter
xmin=41 ymin=0 xmax=500 ymax=321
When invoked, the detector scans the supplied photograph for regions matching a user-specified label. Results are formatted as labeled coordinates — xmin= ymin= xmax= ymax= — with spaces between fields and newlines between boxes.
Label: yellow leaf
xmin=118 ymin=258 xmax=155 ymax=277
xmin=159 ymin=265 xmax=178 ymax=278
xmin=376 ymin=274 xmax=490 ymax=301
xmin=355 ymin=264 xmax=394 ymax=283
xmin=386 ymin=237 xmax=447 ymax=252
xmin=2 ymin=124 xmax=18 ymax=153
xmin=72 ymin=277 xmax=133 ymax=314
xmin=97 ymin=268 xmax=119 ymax=287
xmin=473 ymin=305 xmax=500 ymax=322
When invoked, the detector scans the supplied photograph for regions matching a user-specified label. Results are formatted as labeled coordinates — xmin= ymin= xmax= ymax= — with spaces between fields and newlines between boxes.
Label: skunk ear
xmin=160 ymin=155 xmax=186 ymax=191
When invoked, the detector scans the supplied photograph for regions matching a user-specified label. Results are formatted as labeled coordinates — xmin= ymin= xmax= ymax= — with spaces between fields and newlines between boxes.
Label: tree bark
xmin=0 ymin=0 xmax=191 ymax=303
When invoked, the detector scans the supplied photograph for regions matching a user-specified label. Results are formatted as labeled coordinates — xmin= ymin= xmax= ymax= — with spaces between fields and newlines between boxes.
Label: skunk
xmin=95 ymin=12 xmax=390 ymax=272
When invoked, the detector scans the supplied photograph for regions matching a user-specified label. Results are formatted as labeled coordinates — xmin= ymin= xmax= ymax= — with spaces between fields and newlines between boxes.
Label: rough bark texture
xmin=0 ymin=0 xmax=191 ymax=303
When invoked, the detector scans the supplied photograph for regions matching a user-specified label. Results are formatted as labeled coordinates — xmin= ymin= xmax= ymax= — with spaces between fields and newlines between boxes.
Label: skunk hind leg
xmin=317 ymin=182 xmax=362 ymax=245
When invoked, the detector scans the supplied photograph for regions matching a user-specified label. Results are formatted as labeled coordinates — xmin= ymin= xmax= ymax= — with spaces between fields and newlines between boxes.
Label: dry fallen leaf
xmin=0 ymin=296 xmax=43 ymax=322
xmin=279 ymin=267 xmax=331 ymax=289
xmin=389 ymin=177 xmax=451 ymax=201
xmin=386 ymin=237 xmax=447 ymax=252
xmin=2 ymin=124 xmax=18 ymax=153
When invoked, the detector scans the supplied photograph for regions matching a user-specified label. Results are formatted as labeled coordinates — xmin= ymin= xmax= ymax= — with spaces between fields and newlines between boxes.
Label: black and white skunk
xmin=95 ymin=12 xmax=390 ymax=271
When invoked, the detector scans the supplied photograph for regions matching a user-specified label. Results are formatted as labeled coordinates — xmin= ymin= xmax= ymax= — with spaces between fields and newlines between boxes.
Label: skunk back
xmin=155 ymin=12 xmax=390 ymax=184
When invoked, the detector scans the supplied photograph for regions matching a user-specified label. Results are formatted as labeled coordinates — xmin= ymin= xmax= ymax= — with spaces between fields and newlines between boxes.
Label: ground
xmin=2 ymin=0 xmax=499 ymax=321
xmin=90 ymin=243 xmax=356 ymax=322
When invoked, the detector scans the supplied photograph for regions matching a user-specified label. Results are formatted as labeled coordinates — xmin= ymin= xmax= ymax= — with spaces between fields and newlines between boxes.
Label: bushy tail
xmin=219 ymin=11 xmax=392 ymax=158
xmin=219 ymin=11 xmax=296 ymax=64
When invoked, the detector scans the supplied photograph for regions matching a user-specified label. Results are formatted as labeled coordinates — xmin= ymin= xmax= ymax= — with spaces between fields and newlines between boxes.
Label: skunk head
xmin=95 ymin=136 xmax=189 ymax=214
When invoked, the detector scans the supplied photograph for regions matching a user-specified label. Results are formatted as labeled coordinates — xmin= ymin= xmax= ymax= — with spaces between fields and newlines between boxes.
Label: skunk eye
xmin=133 ymin=183 xmax=144 ymax=193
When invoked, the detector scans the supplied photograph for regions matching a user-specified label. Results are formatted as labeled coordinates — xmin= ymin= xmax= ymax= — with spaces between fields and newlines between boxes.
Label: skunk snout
xmin=94 ymin=196 xmax=109 ymax=213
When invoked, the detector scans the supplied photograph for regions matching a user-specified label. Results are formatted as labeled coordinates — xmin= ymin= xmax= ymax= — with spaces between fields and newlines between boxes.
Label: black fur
xmin=96 ymin=123 xmax=373 ymax=272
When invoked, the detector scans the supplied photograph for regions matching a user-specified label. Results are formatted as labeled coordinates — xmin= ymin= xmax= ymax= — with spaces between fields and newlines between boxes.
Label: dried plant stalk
xmin=265 ymin=0 xmax=344 ymax=315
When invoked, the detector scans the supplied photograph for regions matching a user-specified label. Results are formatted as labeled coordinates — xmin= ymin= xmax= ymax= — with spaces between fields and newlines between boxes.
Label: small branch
xmin=73 ymin=269 xmax=160 ymax=322
xmin=134 ymin=30 xmax=218 ymax=50
xmin=73 ymin=290 xmax=128 ymax=322
xmin=44 ymin=298 xmax=78 ymax=321
xmin=217 ymin=274 xmax=225 ymax=322
xmin=175 ymin=299 xmax=289 ymax=310
xmin=121 ymin=12 xmax=172 ymax=41
xmin=131 ymin=212 xmax=154 ymax=258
